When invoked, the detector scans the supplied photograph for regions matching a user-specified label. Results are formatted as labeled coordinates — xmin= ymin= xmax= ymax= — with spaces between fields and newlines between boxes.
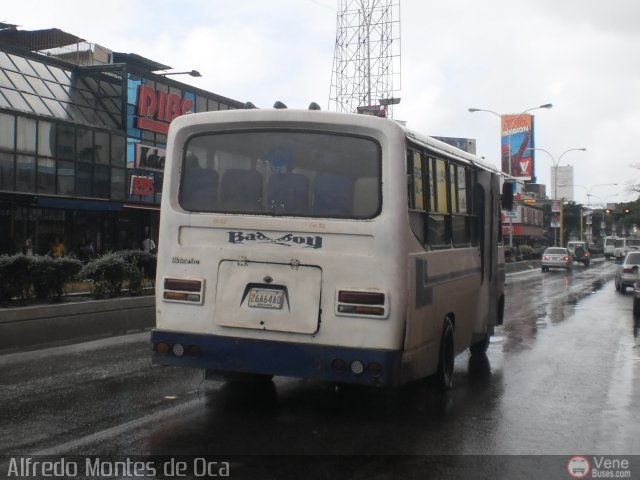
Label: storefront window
xmin=38 ymin=121 xmax=55 ymax=157
xmin=0 ymin=151 xmax=15 ymax=190
xmin=76 ymin=163 xmax=92 ymax=197
xmin=37 ymin=158 xmax=56 ymax=194
xmin=56 ymin=124 xmax=75 ymax=160
xmin=16 ymin=116 xmax=36 ymax=153
xmin=111 ymin=134 xmax=126 ymax=167
xmin=16 ymin=155 xmax=36 ymax=192
xmin=95 ymin=131 xmax=109 ymax=165
xmin=111 ymin=167 xmax=125 ymax=200
xmin=57 ymin=160 xmax=74 ymax=195
xmin=77 ymin=127 xmax=93 ymax=163
xmin=94 ymin=165 xmax=110 ymax=199
xmin=0 ymin=112 xmax=15 ymax=150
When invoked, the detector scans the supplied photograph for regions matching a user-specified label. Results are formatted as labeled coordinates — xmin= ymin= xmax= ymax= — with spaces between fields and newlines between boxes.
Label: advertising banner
xmin=501 ymin=114 xmax=534 ymax=180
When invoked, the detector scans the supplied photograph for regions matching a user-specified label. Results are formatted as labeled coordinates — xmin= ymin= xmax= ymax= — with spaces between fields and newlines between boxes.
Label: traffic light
xmin=605 ymin=208 xmax=612 ymax=214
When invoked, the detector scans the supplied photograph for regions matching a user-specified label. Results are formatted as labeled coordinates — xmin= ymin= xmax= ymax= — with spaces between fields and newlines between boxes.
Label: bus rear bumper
xmin=151 ymin=329 xmax=403 ymax=387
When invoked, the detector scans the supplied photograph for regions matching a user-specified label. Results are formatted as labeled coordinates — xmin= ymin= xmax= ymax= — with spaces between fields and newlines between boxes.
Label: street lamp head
xmin=539 ymin=103 xmax=553 ymax=109
xmin=468 ymin=108 xmax=481 ymax=113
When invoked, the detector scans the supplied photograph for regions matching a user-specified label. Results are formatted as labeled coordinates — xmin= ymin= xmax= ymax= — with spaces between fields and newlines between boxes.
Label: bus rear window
xmin=179 ymin=131 xmax=381 ymax=218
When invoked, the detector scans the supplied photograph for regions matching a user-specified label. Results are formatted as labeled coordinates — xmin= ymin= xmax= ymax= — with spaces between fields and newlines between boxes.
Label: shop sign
xmin=135 ymin=144 xmax=166 ymax=171
xmin=130 ymin=175 xmax=155 ymax=196
xmin=135 ymin=85 xmax=193 ymax=134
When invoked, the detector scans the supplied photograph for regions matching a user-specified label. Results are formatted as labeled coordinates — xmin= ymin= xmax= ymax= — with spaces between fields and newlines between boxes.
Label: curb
xmin=0 ymin=295 xmax=155 ymax=352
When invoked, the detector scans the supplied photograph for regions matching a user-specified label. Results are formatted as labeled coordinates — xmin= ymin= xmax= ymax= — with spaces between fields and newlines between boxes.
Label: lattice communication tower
xmin=329 ymin=0 xmax=401 ymax=118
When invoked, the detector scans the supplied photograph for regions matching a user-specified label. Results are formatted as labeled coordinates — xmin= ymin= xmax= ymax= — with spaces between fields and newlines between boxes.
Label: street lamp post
xmin=468 ymin=103 xmax=553 ymax=248
xmin=528 ymin=147 xmax=587 ymax=246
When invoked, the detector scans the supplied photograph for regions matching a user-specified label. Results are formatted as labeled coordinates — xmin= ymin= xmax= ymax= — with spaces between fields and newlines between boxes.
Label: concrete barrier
xmin=0 ymin=295 xmax=155 ymax=352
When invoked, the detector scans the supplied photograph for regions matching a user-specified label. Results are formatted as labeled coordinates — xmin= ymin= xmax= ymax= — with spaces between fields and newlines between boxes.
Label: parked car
xmin=614 ymin=251 xmax=640 ymax=293
xmin=541 ymin=247 xmax=572 ymax=272
xmin=566 ymin=241 xmax=590 ymax=267
xmin=633 ymin=278 xmax=640 ymax=315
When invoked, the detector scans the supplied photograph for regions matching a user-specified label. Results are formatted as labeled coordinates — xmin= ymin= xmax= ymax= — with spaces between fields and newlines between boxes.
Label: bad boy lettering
xmin=228 ymin=231 xmax=323 ymax=249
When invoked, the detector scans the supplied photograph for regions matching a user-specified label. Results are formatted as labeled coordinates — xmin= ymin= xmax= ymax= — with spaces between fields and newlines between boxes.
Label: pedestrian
xmin=50 ymin=237 xmax=66 ymax=258
xmin=23 ymin=235 xmax=33 ymax=256
xmin=142 ymin=235 xmax=156 ymax=253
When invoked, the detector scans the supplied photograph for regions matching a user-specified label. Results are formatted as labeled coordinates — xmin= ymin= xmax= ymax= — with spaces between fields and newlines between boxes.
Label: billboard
xmin=501 ymin=114 xmax=535 ymax=180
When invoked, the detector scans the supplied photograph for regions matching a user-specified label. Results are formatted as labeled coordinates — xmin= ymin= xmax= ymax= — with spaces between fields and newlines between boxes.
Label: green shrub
xmin=80 ymin=254 xmax=128 ymax=298
xmin=127 ymin=265 xmax=144 ymax=296
xmin=519 ymin=245 xmax=535 ymax=259
xmin=0 ymin=254 xmax=34 ymax=304
xmin=31 ymin=256 xmax=82 ymax=301
xmin=119 ymin=250 xmax=156 ymax=281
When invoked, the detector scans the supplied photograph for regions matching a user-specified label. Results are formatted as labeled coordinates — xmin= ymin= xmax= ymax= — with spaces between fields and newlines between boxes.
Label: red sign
xmin=135 ymin=85 xmax=193 ymax=134
xmin=130 ymin=175 xmax=155 ymax=196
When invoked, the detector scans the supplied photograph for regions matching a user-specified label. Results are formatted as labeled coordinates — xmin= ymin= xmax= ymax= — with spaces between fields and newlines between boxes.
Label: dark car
xmin=567 ymin=241 xmax=590 ymax=267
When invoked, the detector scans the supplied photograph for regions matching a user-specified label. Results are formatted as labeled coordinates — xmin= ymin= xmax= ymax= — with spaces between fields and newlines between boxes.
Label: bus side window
xmin=353 ymin=176 xmax=378 ymax=217
xmin=312 ymin=174 xmax=352 ymax=216
xmin=220 ymin=169 xmax=263 ymax=211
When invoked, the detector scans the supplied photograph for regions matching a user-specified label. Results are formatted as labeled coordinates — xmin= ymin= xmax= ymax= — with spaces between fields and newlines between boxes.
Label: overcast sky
xmin=3 ymin=0 xmax=639 ymax=205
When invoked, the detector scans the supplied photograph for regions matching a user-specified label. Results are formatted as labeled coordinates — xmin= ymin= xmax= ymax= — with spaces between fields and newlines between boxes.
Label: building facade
xmin=0 ymin=24 xmax=245 ymax=256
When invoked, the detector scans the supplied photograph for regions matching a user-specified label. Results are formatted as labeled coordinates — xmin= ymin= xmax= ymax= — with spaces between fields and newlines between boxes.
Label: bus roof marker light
xmin=273 ymin=101 xmax=287 ymax=109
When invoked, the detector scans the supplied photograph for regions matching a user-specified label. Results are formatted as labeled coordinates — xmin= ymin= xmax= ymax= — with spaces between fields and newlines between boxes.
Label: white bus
xmin=151 ymin=108 xmax=509 ymax=389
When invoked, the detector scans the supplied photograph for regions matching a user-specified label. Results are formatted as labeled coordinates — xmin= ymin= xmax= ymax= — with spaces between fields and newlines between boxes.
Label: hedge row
xmin=0 ymin=250 xmax=157 ymax=305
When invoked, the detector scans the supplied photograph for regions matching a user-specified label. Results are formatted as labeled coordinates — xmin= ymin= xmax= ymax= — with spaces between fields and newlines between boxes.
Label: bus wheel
xmin=436 ymin=318 xmax=455 ymax=391
xmin=470 ymin=335 xmax=490 ymax=356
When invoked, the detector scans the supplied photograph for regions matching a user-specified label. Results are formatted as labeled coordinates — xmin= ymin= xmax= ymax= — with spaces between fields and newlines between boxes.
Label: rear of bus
xmin=151 ymin=109 xmax=409 ymax=386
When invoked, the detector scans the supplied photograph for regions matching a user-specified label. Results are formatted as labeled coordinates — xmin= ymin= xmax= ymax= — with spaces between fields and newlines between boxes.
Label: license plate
xmin=247 ymin=288 xmax=285 ymax=309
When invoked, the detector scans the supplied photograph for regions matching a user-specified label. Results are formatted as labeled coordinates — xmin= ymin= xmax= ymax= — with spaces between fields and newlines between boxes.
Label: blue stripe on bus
xmin=151 ymin=329 xmax=403 ymax=387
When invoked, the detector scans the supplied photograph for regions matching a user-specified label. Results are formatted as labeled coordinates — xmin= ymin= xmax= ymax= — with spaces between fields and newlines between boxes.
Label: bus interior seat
xmin=267 ymin=173 xmax=310 ymax=214
xmin=220 ymin=169 xmax=263 ymax=210
xmin=353 ymin=176 xmax=378 ymax=217
xmin=312 ymin=174 xmax=352 ymax=216
xmin=181 ymin=168 xmax=219 ymax=211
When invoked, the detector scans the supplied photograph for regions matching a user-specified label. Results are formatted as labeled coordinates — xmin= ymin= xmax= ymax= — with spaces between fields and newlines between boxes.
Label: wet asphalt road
xmin=1 ymin=259 xmax=638 ymax=478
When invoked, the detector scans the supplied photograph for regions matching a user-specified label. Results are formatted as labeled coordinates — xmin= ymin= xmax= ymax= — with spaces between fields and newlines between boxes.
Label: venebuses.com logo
xmin=567 ymin=456 xmax=632 ymax=479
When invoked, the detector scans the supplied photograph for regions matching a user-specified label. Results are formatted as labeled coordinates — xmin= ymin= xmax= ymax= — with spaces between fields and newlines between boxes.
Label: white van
xmin=613 ymin=238 xmax=640 ymax=259
xmin=604 ymin=236 xmax=617 ymax=259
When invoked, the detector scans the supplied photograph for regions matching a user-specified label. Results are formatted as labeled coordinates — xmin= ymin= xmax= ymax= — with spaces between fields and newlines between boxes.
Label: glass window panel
xmin=6 ymin=71 xmax=36 ymax=94
xmin=22 ymin=93 xmax=52 ymax=116
xmin=154 ymin=171 xmax=163 ymax=204
xmin=0 ymin=69 xmax=12 ymax=88
xmin=452 ymin=215 xmax=470 ymax=247
xmin=26 ymin=76 xmax=54 ymax=97
xmin=111 ymin=167 xmax=125 ymax=200
xmin=48 ymin=65 xmax=71 ymax=84
xmin=44 ymin=80 xmax=70 ymax=100
xmin=0 ymin=51 xmax=15 ymax=70
xmin=77 ymin=128 xmax=93 ymax=163
xmin=457 ymin=166 xmax=468 ymax=214
xmin=38 ymin=121 xmax=56 ymax=157
xmin=16 ymin=154 xmax=36 ymax=192
xmin=0 ymin=90 xmax=9 ymax=109
xmin=434 ymin=158 xmax=448 ymax=213
xmin=0 ymin=112 xmax=15 ymax=150
xmin=0 ymin=151 xmax=15 ymax=191
xmin=57 ymin=160 xmax=74 ymax=195
xmin=94 ymin=165 xmax=110 ymax=199
xmin=110 ymin=134 xmax=126 ymax=167
xmin=56 ymin=124 xmax=75 ymax=160
xmin=96 ymin=110 xmax=118 ymax=129
xmin=42 ymin=98 xmax=70 ymax=119
xmin=68 ymin=87 xmax=91 ymax=107
xmin=94 ymin=131 xmax=109 ymax=165
xmin=28 ymin=61 xmax=56 ymax=81
xmin=76 ymin=162 xmax=92 ymax=197
xmin=428 ymin=214 xmax=449 ymax=247
xmin=196 ymin=96 xmax=207 ymax=113
xmin=16 ymin=116 xmax=36 ymax=153
xmin=79 ymin=106 xmax=100 ymax=125
xmin=208 ymin=100 xmax=220 ymax=111
xmin=449 ymin=164 xmax=458 ymax=213
xmin=8 ymin=54 xmax=38 ymax=76
xmin=37 ymin=158 xmax=56 ymax=194
xmin=410 ymin=150 xmax=424 ymax=210
xmin=2 ymin=88 xmax=31 ymax=111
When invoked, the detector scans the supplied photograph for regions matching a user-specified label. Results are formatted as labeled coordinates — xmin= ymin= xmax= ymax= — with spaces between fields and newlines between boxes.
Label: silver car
xmin=615 ymin=251 xmax=640 ymax=293
xmin=541 ymin=247 xmax=572 ymax=272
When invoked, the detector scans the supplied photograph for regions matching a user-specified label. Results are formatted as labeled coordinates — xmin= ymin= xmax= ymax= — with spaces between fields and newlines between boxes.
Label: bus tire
xmin=436 ymin=318 xmax=455 ymax=391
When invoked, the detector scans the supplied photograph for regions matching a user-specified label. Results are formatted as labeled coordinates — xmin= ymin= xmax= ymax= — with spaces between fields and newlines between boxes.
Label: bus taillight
xmin=162 ymin=277 xmax=205 ymax=304
xmin=336 ymin=289 xmax=387 ymax=317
